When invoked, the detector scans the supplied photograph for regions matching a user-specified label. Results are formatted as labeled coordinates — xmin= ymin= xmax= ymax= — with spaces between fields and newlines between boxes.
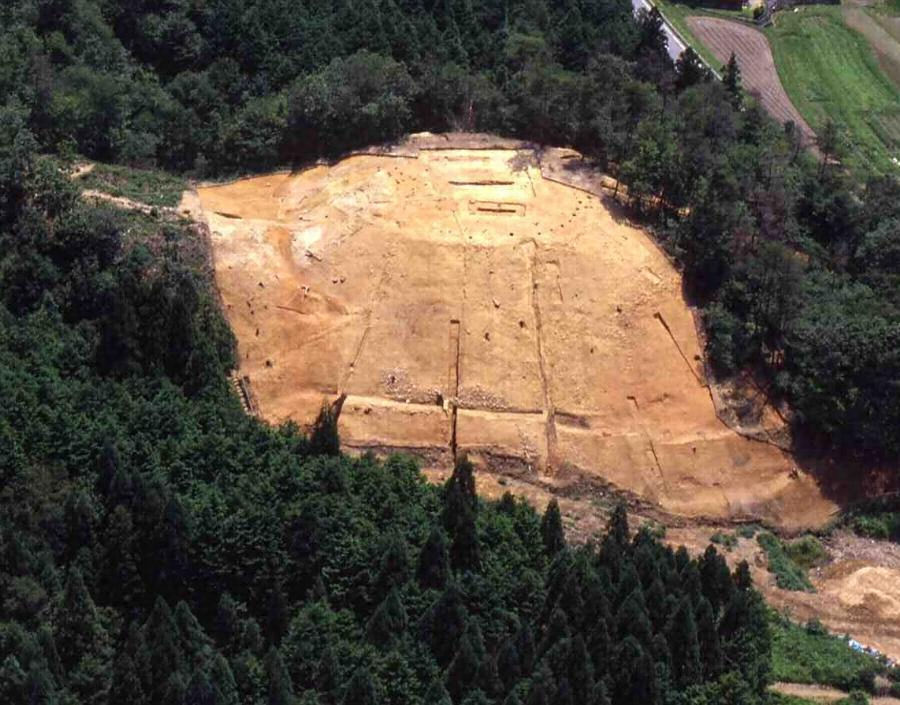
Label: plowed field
xmin=687 ymin=17 xmax=817 ymax=146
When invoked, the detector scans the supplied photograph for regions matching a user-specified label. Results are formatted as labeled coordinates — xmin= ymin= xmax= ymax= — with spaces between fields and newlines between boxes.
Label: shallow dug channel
xmin=196 ymin=142 xmax=835 ymax=530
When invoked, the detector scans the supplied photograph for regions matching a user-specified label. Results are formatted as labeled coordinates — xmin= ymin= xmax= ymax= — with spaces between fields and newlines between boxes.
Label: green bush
xmin=758 ymin=532 xmax=814 ymax=591
xmin=737 ymin=524 xmax=760 ymax=539
xmin=784 ymin=535 xmax=828 ymax=570
xmin=849 ymin=512 xmax=900 ymax=541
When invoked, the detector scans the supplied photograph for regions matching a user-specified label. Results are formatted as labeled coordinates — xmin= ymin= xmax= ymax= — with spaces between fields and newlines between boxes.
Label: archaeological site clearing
xmin=196 ymin=135 xmax=834 ymax=529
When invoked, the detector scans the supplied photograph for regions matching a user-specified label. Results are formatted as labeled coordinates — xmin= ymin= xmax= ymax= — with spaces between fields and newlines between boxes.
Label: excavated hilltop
xmin=195 ymin=134 xmax=835 ymax=529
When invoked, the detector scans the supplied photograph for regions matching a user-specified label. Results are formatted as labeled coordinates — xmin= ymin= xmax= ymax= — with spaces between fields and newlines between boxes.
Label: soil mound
xmin=197 ymin=139 xmax=834 ymax=528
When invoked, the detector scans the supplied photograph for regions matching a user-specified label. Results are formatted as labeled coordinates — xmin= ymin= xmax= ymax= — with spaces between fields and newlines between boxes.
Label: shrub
xmin=737 ymin=524 xmax=760 ymax=539
xmin=757 ymin=532 xmax=813 ymax=591
xmin=710 ymin=531 xmax=738 ymax=550
xmin=785 ymin=535 xmax=828 ymax=570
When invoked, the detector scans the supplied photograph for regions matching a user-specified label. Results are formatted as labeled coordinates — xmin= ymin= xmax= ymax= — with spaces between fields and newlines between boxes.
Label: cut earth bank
xmin=193 ymin=132 xmax=836 ymax=532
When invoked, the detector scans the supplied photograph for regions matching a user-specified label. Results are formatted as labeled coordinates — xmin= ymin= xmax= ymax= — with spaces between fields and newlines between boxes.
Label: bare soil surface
xmin=687 ymin=16 xmax=818 ymax=146
xmin=196 ymin=133 xmax=834 ymax=529
xmin=668 ymin=526 xmax=900 ymax=663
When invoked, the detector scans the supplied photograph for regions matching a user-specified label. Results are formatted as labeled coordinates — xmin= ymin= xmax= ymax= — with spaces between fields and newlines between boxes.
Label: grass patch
xmin=79 ymin=162 xmax=187 ymax=208
xmin=770 ymin=612 xmax=882 ymax=692
xmin=758 ymin=531 xmax=813 ymax=591
xmin=764 ymin=6 xmax=900 ymax=174
xmin=784 ymin=535 xmax=828 ymax=571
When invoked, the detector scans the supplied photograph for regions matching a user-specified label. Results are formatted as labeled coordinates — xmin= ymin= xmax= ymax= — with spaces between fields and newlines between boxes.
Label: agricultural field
xmin=686 ymin=16 xmax=818 ymax=146
xmin=669 ymin=1 xmax=900 ymax=173
xmin=843 ymin=0 xmax=900 ymax=89
xmin=765 ymin=5 xmax=900 ymax=173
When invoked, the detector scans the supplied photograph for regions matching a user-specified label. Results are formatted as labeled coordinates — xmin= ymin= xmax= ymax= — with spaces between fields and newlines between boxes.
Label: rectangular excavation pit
xmin=468 ymin=200 xmax=526 ymax=216
xmin=449 ymin=180 xmax=516 ymax=186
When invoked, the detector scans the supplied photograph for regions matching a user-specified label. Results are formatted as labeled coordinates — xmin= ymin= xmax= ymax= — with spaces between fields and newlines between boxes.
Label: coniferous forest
xmin=0 ymin=0 xmax=898 ymax=703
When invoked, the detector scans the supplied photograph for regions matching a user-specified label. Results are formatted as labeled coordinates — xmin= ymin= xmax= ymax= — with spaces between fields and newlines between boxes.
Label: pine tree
xmin=417 ymin=525 xmax=450 ymax=589
xmin=446 ymin=631 xmax=480 ymax=701
xmin=666 ymin=597 xmax=701 ymax=688
xmin=540 ymin=499 xmax=565 ymax=557
xmin=209 ymin=653 xmax=240 ymax=705
xmin=315 ymin=644 xmax=339 ymax=695
xmin=341 ymin=667 xmax=377 ymax=705
xmin=444 ymin=455 xmax=477 ymax=524
xmin=265 ymin=648 xmax=296 ymax=705
xmin=309 ymin=403 xmax=340 ymax=456
xmin=25 ymin=664 xmax=58 ymax=705
xmin=607 ymin=504 xmax=629 ymax=547
xmin=553 ymin=677 xmax=574 ymax=705
xmin=175 ymin=600 xmax=212 ymax=661
xmin=141 ymin=596 xmax=186 ymax=701
xmin=525 ymin=663 xmax=554 ymax=705
xmin=567 ymin=635 xmax=593 ymax=705
xmin=675 ymin=47 xmax=708 ymax=91
xmin=425 ymin=678 xmax=453 ymax=705
xmin=450 ymin=501 xmax=480 ymax=572
xmin=515 ymin=623 xmax=536 ymax=676
xmin=420 ymin=582 xmax=467 ymax=666
xmin=496 ymin=637 xmax=521 ymax=690
xmin=616 ymin=590 xmax=652 ymax=647
xmin=109 ymin=653 xmax=146 ymax=705
xmin=266 ymin=584 xmax=290 ymax=647
xmin=55 ymin=568 xmax=106 ymax=671
xmin=186 ymin=669 xmax=216 ymax=705
xmin=539 ymin=608 xmax=570 ymax=657
xmin=162 ymin=673 xmax=188 ymax=705
xmin=375 ymin=531 xmax=410 ymax=596
xmin=98 ymin=504 xmax=143 ymax=609
xmin=443 ymin=456 xmax=481 ymax=572
xmin=698 ymin=545 xmax=734 ymax=614
xmin=733 ymin=560 xmax=753 ymax=591
xmin=722 ymin=52 xmax=741 ymax=107
xmin=695 ymin=597 xmax=723 ymax=679
xmin=366 ymin=588 xmax=408 ymax=647
xmin=215 ymin=593 xmax=241 ymax=649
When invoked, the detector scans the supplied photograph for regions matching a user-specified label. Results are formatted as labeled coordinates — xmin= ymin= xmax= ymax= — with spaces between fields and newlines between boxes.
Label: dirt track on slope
xmin=195 ymin=134 xmax=834 ymax=529
xmin=687 ymin=16 xmax=818 ymax=146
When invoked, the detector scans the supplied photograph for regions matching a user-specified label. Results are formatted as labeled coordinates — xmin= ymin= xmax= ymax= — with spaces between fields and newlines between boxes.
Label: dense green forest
xmin=2 ymin=0 xmax=898 ymax=459
xmin=0 ymin=135 xmax=778 ymax=703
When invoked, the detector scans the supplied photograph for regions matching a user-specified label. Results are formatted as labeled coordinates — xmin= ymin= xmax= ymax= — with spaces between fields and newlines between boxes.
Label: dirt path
xmin=686 ymin=16 xmax=817 ymax=147
xmin=82 ymin=189 xmax=178 ymax=216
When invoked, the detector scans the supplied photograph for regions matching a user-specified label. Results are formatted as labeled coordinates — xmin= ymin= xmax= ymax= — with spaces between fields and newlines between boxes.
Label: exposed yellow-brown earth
xmin=196 ymin=138 xmax=835 ymax=529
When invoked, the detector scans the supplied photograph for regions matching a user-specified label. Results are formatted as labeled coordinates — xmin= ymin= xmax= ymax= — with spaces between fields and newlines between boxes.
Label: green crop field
xmin=764 ymin=5 xmax=900 ymax=174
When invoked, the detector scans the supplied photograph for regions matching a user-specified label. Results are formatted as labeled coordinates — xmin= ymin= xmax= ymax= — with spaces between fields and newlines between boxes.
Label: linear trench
xmin=527 ymin=242 xmax=559 ymax=473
